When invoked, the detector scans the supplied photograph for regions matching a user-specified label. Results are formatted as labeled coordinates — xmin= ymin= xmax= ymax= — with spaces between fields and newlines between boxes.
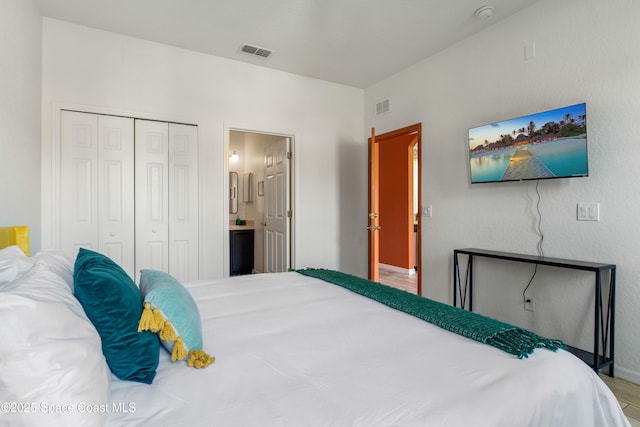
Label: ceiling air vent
xmin=375 ymin=99 xmax=390 ymax=116
xmin=241 ymin=43 xmax=274 ymax=59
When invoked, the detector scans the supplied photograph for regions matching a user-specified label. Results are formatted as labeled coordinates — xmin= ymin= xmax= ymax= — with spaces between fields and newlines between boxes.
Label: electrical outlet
xmin=524 ymin=298 xmax=534 ymax=312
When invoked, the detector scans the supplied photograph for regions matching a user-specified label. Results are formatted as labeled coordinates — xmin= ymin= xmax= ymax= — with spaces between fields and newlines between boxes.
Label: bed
xmin=0 ymin=226 xmax=631 ymax=427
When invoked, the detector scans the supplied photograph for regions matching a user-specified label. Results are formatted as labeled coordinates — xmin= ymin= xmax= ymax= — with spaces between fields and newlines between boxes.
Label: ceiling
xmin=36 ymin=0 xmax=541 ymax=88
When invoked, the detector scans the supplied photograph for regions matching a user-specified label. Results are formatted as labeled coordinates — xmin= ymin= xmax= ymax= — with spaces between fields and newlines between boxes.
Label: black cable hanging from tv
xmin=523 ymin=179 xmax=544 ymax=303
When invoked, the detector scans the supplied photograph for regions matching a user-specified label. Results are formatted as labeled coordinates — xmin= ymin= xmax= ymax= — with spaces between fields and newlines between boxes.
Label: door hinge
xmin=287 ymin=151 xmax=292 ymax=160
xmin=287 ymin=210 xmax=292 ymax=218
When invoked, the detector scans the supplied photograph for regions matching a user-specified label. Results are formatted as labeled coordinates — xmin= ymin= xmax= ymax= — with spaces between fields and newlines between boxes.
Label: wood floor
xmin=378 ymin=271 xmax=639 ymax=424
xmin=600 ymin=374 xmax=640 ymax=426
xmin=378 ymin=268 xmax=418 ymax=294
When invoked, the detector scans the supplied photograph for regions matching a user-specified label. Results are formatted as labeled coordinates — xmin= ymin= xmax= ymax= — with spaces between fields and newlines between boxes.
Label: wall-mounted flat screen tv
xmin=468 ymin=103 xmax=588 ymax=183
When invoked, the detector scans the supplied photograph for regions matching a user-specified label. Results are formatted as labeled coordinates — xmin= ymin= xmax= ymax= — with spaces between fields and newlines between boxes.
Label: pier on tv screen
xmin=468 ymin=103 xmax=588 ymax=184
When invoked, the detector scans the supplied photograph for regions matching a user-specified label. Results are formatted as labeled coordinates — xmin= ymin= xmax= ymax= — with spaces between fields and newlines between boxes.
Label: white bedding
xmin=106 ymin=272 xmax=629 ymax=427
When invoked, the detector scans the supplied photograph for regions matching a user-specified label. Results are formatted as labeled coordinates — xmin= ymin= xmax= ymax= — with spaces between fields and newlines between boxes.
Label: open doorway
xmin=368 ymin=124 xmax=422 ymax=295
xmin=227 ymin=129 xmax=294 ymax=275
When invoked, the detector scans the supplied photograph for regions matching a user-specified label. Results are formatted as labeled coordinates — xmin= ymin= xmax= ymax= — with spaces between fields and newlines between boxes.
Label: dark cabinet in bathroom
xmin=230 ymin=229 xmax=254 ymax=276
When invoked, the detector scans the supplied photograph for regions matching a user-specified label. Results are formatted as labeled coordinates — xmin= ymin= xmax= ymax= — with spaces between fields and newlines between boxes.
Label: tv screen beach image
xmin=468 ymin=103 xmax=588 ymax=183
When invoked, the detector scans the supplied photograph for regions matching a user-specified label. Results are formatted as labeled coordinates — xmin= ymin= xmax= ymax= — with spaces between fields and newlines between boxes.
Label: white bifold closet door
xmin=60 ymin=111 xmax=135 ymax=277
xmin=59 ymin=112 xmax=198 ymax=282
xmin=134 ymin=120 xmax=199 ymax=283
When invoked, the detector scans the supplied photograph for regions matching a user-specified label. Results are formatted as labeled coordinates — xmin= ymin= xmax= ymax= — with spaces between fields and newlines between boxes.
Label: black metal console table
xmin=453 ymin=248 xmax=616 ymax=376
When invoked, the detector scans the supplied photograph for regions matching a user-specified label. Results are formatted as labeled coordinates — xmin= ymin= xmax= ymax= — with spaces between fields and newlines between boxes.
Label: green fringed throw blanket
xmin=297 ymin=268 xmax=565 ymax=358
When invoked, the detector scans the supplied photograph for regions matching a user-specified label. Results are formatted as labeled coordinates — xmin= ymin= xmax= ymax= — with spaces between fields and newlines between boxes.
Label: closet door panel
xmin=60 ymin=111 xmax=99 ymax=257
xmin=98 ymin=115 xmax=135 ymax=277
xmin=169 ymin=123 xmax=199 ymax=281
xmin=135 ymin=120 xmax=169 ymax=278
xmin=60 ymin=111 xmax=135 ymax=276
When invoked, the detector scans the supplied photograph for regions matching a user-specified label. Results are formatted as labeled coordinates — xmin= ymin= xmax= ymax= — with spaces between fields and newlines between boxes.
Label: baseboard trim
xmin=379 ymin=263 xmax=415 ymax=275
xmin=613 ymin=365 xmax=640 ymax=384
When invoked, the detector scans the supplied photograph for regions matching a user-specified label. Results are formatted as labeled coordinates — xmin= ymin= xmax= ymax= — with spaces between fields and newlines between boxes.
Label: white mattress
xmin=107 ymin=272 xmax=630 ymax=427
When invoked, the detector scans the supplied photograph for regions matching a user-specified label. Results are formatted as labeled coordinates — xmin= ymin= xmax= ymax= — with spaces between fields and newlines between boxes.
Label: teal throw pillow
xmin=73 ymin=248 xmax=159 ymax=383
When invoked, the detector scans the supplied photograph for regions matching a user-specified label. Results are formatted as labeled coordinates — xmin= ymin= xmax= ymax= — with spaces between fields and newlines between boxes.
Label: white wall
xmin=365 ymin=0 xmax=640 ymax=382
xmin=0 ymin=0 xmax=42 ymax=252
xmin=41 ymin=18 xmax=365 ymax=279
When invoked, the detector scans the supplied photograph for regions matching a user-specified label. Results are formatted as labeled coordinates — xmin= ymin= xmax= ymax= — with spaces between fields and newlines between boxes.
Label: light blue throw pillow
xmin=138 ymin=269 xmax=213 ymax=368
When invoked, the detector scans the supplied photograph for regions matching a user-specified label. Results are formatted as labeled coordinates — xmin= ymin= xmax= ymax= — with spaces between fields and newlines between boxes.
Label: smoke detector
xmin=240 ymin=43 xmax=274 ymax=58
xmin=475 ymin=6 xmax=494 ymax=19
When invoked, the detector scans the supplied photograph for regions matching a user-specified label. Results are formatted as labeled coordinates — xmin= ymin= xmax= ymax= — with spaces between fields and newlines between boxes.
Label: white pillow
xmin=0 ymin=245 xmax=33 ymax=286
xmin=32 ymin=248 xmax=76 ymax=291
xmin=0 ymin=259 xmax=34 ymax=286
xmin=0 ymin=245 xmax=28 ymax=259
xmin=0 ymin=250 xmax=111 ymax=427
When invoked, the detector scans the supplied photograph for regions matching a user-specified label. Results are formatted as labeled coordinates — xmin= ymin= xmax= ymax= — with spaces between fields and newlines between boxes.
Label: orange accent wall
xmin=379 ymin=134 xmax=417 ymax=270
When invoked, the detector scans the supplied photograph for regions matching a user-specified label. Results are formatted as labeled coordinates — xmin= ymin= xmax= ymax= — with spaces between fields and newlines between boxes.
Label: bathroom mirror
xmin=229 ymin=172 xmax=238 ymax=214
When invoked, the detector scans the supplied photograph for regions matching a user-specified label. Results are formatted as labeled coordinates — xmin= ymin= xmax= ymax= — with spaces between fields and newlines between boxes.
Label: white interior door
xmin=168 ymin=123 xmax=199 ymax=282
xmin=60 ymin=111 xmax=135 ymax=277
xmin=98 ymin=115 xmax=135 ymax=276
xmin=60 ymin=111 xmax=99 ymax=256
xmin=135 ymin=120 xmax=169 ymax=277
xmin=264 ymin=138 xmax=290 ymax=272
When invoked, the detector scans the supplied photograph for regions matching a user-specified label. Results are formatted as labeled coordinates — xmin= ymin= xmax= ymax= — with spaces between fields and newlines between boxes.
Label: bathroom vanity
xmin=230 ymin=224 xmax=254 ymax=276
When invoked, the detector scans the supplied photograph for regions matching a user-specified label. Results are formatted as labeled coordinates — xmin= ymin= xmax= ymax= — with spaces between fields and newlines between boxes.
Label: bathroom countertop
xmin=230 ymin=224 xmax=254 ymax=230
xmin=229 ymin=220 xmax=255 ymax=231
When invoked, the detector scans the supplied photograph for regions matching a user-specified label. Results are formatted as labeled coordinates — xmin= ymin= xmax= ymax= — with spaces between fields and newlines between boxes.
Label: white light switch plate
xmin=577 ymin=203 xmax=599 ymax=221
